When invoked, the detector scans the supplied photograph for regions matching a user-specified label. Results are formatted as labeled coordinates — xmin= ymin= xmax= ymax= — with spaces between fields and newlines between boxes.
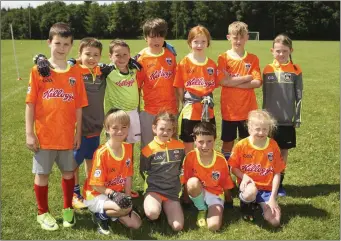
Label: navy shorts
xmin=221 ymin=120 xmax=248 ymax=142
xmin=255 ymin=190 xmax=272 ymax=203
xmin=273 ymin=126 xmax=296 ymax=149
xmin=74 ymin=136 xmax=100 ymax=166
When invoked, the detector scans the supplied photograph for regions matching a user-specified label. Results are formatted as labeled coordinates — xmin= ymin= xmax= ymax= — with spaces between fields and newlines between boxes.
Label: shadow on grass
xmin=283 ymin=184 xmax=340 ymax=198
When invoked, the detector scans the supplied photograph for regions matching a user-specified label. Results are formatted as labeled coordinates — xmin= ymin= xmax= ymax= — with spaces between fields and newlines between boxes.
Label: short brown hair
xmin=193 ymin=122 xmax=217 ymax=140
xmin=48 ymin=22 xmax=73 ymax=43
xmin=228 ymin=21 xmax=248 ymax=36
xmin=143 ymin=18 xmax=168 ymax=38
xmin=78 ymin=37 xmax=102 ymax=54
xmin=109 ymin=39 xmax=130 ymax=55
xmin=152 ymin=111 xmax=177 ymax=132
xmin=187 ymin=25 xmax=211 ymax=47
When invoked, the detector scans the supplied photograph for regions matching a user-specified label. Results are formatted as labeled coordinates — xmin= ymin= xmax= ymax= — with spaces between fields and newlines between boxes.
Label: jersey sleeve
xmin=75 ymin=69 xmax=88 ymax=108
xmin=136 ymin=57 xmax=146 ymax=88
xmin=250 ymin=56 xmax=262 ymax=82
xmin=89 ymin=149 xmax=106 ymax=186
xmin=228 ymin=143 xmax=241 ymax=169
xmin=25 ymin=67 xmax=39 ymax=104
xmin=262 ymin=65 xmax=271 ymax=109
xmin=173 ymin=60 xmax=185 ymax=88
xmin=294 ymin=65 xmax=303 ymax=126
xmin=140 ymin=146 xmax=152 ymax=177
xmin=273 ymin=141 xmax=286 ymax=174
xmin=126 ymin=144 xmax=134 ymax=177
xmin=180 ymin=154 xmax=192 ymax=185
xmin=216 ymin=54 xmax=226 ymax=83
xmin=219 ymin=159 xmax=235 ymax=190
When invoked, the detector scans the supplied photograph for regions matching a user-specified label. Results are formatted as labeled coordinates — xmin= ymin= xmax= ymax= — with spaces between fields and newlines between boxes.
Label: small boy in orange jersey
xmin=217 ymin=21 xmax=262 ymax=205
xmin=180 ymin=122 xmax=234 ymax=231
xmin=25 ymin=22 xmax=88 ymax=231
xmin=136 ymin=18 xmax=178 ymax=149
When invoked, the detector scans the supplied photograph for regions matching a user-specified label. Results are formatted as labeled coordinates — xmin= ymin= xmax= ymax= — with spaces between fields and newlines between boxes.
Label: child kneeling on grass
xmin=180 ymin=122 xmax=234 ymax=231
xmin=228 ymin=109 xmax=285 ymax=227
xmin=84 ymin=109 xmax=141 ymax=235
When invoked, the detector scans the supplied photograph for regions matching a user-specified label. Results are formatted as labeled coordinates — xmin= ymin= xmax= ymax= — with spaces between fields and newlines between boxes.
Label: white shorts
xmin=126 ymin=109 xmax=141 ymax=143
xmin=84 ymin=194 xmax=118 ymax=220
xmin=203 ymin=190 xmax=224 ymax=208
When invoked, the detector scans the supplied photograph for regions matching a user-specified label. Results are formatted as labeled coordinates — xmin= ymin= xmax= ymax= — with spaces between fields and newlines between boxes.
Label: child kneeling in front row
xmin=228 ymin=109 xmax=285 ymax=227
xmin=84 ymin=109 xmax=142 ymax=235
xmin=181 ymin=122 xmax=234 ymax=231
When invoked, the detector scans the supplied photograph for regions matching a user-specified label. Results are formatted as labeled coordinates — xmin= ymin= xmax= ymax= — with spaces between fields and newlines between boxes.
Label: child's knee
xmin=169 ymin=220 xmax=183 ymax=231
xmin=241 ymin=183 xmax=257 ymax=202
xmin=144 ymin=206 xmax=161 ymax=220
xmin=208 ymin=221 xmax=221 ymax=231
xmin=129 ymin=216 xmax=142 ymax=230
xmin=186 ymin=177 xmax=202 ymax=195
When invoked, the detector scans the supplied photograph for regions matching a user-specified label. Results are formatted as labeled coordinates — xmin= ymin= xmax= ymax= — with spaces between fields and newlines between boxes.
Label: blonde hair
xmin=273 ymin=34 xmax=297 ymax=70
xmin=152 ymin=111 xmax=177 ymax=133
xmin=228 ymin=21 xmax=248 ymax=36
xmin=187 ymin=25 xmax=211 ymax=47
xmin=104 ymin=108 xmax=130 ymax=130
xmin=247 ymin=110 xmax=277 ymax=137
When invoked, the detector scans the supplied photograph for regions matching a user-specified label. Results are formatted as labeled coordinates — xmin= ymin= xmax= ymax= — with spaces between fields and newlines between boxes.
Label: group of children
xmin=25 ymin=18 xmax=302 ymax=233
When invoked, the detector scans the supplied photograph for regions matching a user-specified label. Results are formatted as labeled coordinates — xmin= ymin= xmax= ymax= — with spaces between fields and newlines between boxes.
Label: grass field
xmin=1 ymin=39 xmax=340 ymax=240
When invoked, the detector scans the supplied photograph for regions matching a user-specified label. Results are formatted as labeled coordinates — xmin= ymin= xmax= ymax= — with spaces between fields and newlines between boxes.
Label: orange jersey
xmin=181 ymin=149 xmax=234 ymax=196
xmin=174 ymin=56 xmax=218 ymax=120
xmin=136 ymin=48 xmax=177 ymax=115
xmin=228 ymin=137 xmax=286 ymax=191
xmin=84 ymin=142 xmax=134 ymax=200
xmin=25 ymin=65 xmax=88 ymax=149
xmin=217 ymin=51 xmax=262 ymax=121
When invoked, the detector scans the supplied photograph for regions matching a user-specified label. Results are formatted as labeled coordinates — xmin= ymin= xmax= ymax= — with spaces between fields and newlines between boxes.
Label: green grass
xmin=1 ymin=39 xmax=340 ymax=240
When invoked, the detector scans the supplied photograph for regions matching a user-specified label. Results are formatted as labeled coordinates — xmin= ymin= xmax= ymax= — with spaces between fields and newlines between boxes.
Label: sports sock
xmin=189 ymin=192 xmax=207 ymax=211
xmin=221 ymin=150 xmax=231 ymax=161
xmin=73 ymin=184 xmax=82 ymax=198
xmin=62 ymin=177 xmax=75 ymax=209
xmin=34 ymin=184 xmax=49 ymax=215
xmin=96 ymin=212 xmax=109 ymax=221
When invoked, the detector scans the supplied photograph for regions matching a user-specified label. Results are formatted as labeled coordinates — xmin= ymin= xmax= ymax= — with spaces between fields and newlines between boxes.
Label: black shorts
xmin=273 ymin=126 xmax=296 ymax=149
xmin=221 ymin=120 xmax=249 ymax=142
xmin=180 ymin=118 xmax=216 ymax=143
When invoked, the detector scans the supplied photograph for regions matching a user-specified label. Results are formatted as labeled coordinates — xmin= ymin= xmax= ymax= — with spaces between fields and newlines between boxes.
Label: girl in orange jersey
xmin=228 ymin=110 xmax=286 ymax=227
xmin=174 ymin=25 xmax=219 ymax=154
xmin=263 ymin=34 xmax=303 ymax=197
xmin=140 ymin=112 xmax=185 ymax=231
xmin=180 ymin=122 xmax=234 ymax=231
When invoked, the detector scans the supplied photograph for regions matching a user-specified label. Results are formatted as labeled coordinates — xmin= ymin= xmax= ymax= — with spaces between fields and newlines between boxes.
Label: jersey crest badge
xmin=69 ymin=77 xmax=76 ymax=86
xmin=207 ymin=67 xmax=214 ymax=75
xmin=267 ymin=152 xmax=273 ymax=161
xmin=166 ymin=58 xmax=172 ymax=66
xmin=245 ymin=63 xmax=251 ymax=70
xmin=284 ymin=73 xmax=292 ymax=81
xmin=126 ymin=158 xmax=131 ymax=167
xmin=212 ymin=171 xmax=220 ymax=181
xmin=94 ymin=169 xmax=102 ymax=178
xmin=27 ymin=86 xmax=31 ymax=94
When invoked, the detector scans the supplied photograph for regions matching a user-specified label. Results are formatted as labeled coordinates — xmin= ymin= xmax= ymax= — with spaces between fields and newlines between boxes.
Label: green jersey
xmin=105 ymin=67 xmax=139 ymax=112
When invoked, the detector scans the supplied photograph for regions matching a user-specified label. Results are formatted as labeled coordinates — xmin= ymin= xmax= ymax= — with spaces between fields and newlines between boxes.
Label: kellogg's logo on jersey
xmin=149 ymin=69 xmax=173 ymax=81
xmin=43 ymin=88 xmax=74 ymax=102
xmin=207 ymin=67 xmax=214 ymax=76
xmin=69 ymin=77 xmax=76 ymax=86
xmin=116 ymin=78 xmax=134 ymax=87
xmin=241 ymin=164 xmax=274 ymax=176
xmin=165 ymin=58 xmax=172 ymax=66
xmin=105 ymin=174 xmax=126 ymax=187
xmin=185 ymin=77 xmax=215 ymax=88
xmin=211 ymin=171 xmax=220 ymax=181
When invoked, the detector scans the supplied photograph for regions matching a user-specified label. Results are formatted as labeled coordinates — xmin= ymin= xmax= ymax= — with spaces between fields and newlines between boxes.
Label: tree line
xmin=1 ymin=1 xmax=340 ymax=40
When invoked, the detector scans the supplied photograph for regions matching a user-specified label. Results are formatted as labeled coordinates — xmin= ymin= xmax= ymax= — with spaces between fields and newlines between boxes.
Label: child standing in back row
xmin=136 ymin=18 xmax=178 ymax=149
xmin=262 ymin=34 xmax=303 ymax=196
xmin=174 ymin=25 xmax=219 ymax=154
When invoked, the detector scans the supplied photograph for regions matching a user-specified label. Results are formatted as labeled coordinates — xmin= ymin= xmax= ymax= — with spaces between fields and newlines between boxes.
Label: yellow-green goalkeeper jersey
xmin=105 ymin=67 xmax=139 ymax=112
